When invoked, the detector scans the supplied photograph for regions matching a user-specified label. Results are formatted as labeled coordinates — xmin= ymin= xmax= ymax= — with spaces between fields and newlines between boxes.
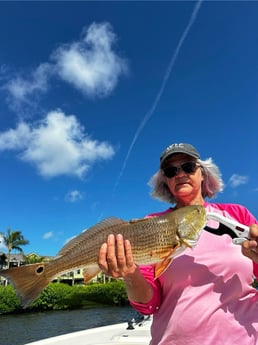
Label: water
xmin=0 ymin=306 xmax=135 ymax=345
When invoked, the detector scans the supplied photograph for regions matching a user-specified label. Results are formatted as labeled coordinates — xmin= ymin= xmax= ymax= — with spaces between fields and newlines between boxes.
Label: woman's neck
xmin=175 ymin=196 xmax=205 ymax=208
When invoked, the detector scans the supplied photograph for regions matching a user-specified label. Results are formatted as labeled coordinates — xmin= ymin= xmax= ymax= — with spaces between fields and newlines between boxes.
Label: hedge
xmin=0 ymin=280 xmax=129 ymax=314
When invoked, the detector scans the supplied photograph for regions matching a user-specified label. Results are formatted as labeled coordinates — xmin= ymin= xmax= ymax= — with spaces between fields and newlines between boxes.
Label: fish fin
xmin=154 ymin=243 xmax=182 ymax=278
xmin=83 ymin=265 xmax=101 ymax=283
xmin=0 ymin=263 xmax=52 ymax=308
xmin=154 ymin=257 xmax=173 ymax=279
xmin=58 ymin=217 xmax=126 ymax=256
xmin=129 ymin=218 xmax=147 ymax=224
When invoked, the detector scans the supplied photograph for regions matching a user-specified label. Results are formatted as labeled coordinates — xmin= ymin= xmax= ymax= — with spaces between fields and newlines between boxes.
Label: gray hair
xmin=148 ymin=158 xmax=224 ymax=204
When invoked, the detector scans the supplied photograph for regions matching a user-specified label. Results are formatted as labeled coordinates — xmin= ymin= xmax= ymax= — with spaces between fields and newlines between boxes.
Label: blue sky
xmin=0 ymin=1 xmax=257 ymax=256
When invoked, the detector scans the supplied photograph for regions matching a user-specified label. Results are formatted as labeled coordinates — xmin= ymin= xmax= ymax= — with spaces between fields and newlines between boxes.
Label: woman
xmin=98 ymin=143 xmax=258 ymax=345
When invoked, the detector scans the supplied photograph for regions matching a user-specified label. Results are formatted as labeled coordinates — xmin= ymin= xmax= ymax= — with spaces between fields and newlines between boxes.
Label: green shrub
xmin=83 ymin=280 xmax=128 ymax=306
xmin=0 ymin=280 xmax=128 ymax=314
xmin=31 ymin=283 xmax=73 ymax=310
xmin=0 ymin=285 xmax=21 ymax=313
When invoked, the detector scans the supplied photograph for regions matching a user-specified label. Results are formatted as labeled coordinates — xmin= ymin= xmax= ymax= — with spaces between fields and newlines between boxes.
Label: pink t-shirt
xmin=130 ymin=202 xmax=258 ymax=345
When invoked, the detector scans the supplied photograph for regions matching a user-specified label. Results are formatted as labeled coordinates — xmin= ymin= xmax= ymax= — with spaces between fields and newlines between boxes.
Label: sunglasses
xmin=163 ymin=161 xmax=201 ymax=178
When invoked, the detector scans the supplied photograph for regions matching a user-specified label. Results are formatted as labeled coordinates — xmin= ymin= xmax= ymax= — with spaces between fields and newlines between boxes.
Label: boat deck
xmin=25 ymin=316 xmax=152 ymax=345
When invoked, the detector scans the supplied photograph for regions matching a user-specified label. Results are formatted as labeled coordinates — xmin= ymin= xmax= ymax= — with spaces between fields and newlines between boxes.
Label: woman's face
xmin=163 ymin=154 xmax=204 ymax=203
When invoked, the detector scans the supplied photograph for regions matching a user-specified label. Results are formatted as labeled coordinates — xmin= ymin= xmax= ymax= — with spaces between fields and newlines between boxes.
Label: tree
xmin=0 ymin=253 xmax=7 ymax=269
xmin=0 ymin=228 xmax=29 ymax=268
xmin=24 ymin=253 xmax=44 ymax=264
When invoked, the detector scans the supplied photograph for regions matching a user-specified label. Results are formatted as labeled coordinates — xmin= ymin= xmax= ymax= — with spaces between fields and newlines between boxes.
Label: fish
xmin=0 ymin=205 xmax=206 ymax=308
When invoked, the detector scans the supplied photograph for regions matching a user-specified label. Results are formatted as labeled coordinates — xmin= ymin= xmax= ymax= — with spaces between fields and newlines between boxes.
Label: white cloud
xmin=4 ymin=22 xmax=128 ymax=106
xmin=43 ymin=231 xmax=53 ymax=240
xmin=52 ymin=22 xmax=128 ymax=98
xmin=5 ymin=63 xmax=51 ymax=102
xmin=0 ymin=234 xmax=7 ymax=251
xmin=0 ymin=122 xmax=31 ymax=150
xmin=0 ymin=109 xmax=115 ymax=178
xmin=65 ymin=190 xmax=83 ymax=203
xmin=228 ymin=174 xmax=248 ymax=188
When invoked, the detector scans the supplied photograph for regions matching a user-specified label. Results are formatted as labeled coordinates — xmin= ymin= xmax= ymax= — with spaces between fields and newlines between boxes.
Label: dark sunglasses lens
xmin=164 ymin=162 xmax=198 ymax=178
xmin=181 ymin=162 xmax=197 ymax=173
xmin=164 ymin=166 xmax=177 ymax=178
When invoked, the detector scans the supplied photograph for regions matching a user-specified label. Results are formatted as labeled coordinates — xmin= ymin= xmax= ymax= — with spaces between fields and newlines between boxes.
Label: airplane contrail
xmin=113 ymin=0 xmax=203 ymax=192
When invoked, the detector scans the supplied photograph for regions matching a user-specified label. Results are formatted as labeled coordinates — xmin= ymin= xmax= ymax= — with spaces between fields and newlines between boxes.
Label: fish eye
xmin=36 ymin=265 xmax=44 ymax=275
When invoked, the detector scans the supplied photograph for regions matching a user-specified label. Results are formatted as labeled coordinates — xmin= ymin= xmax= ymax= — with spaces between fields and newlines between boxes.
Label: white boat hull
xmin=25 ymin=316 xmax=152 ymax=345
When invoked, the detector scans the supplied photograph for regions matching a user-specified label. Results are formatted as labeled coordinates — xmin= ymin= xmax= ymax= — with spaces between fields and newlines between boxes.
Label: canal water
xmin=0 ymin=306 xmax=135 ymax=345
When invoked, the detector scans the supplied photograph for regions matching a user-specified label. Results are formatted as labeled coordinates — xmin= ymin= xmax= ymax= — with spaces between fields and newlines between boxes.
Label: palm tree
xmin=0 ymin=228 xmax=29 ymax=268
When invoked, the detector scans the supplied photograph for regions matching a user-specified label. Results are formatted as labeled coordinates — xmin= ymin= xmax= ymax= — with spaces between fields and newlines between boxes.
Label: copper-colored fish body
xmin=0 ymin=205 xmax=206 ymax=308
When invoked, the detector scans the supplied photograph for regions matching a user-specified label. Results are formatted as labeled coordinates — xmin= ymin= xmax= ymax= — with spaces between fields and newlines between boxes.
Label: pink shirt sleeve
xmin=253 ymin=263 xmax=258 ymax=278
xmin=129 ymin=265 xmax=162 ymax=315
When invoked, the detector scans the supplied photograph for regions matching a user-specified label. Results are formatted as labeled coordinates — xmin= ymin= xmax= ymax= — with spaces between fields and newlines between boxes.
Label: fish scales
xmin=46 ymin=208 xmax=198 ymax=276
xmin=48 ymin=215 xmax=176 ymax=274
xmin=0 ymin=205 xmax=206 ymax=308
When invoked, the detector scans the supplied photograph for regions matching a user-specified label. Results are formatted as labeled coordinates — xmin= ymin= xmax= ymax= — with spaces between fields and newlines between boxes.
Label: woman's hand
xmin=98 ymin=234 xmax=138 ymax=279
xmin=242 ymin=224 xmax=258 ymax=263
xmin=98 ymin=233 xmax=154 ymax=304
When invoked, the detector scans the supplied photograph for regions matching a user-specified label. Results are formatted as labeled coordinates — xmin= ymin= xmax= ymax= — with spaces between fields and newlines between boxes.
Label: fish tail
xmin=0 ymin=263 xmax=52 ymax=308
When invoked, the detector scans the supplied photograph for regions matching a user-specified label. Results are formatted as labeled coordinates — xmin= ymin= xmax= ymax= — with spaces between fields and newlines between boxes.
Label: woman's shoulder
xmin=205 ymin=201 xmax=247 ymax=212
xmin=205 ymin=202 xmax=257 ymax=225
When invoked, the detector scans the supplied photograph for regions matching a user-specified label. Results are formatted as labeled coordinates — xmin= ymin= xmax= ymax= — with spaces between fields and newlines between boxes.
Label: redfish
xmin=0 ymin=205 xmax=206 ymax=308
